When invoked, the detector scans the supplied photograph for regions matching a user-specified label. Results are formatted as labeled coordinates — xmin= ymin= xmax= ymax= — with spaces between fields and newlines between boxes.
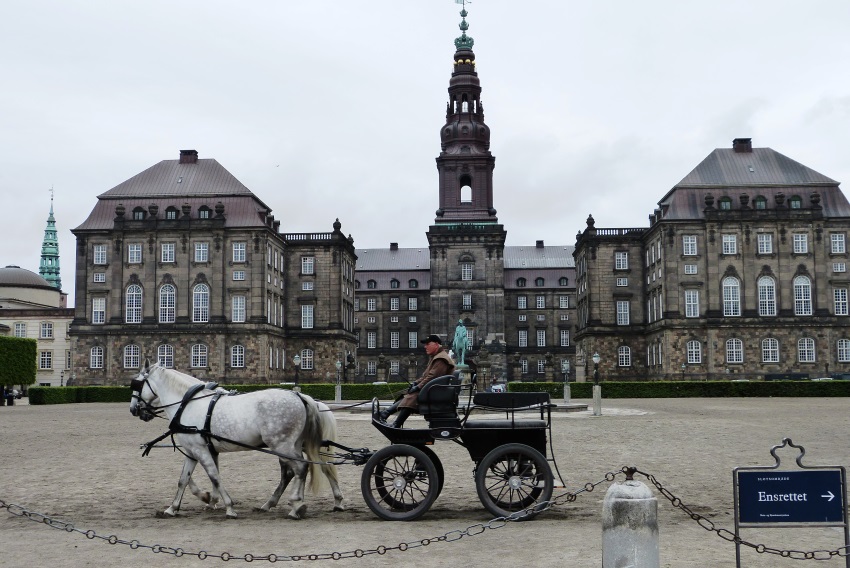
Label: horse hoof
xmin=226 ymin=512 xmax=239 ymax=519
xmin=333 ymin=504 xmax=346 ymax=512
xmin=289 ymin=504 xmax=307 ymax=519
xmin=253 ymin=506 xmax=271 ymax=513
xmin=156 ymin=510 xmax=177 ymax=518
xmin=200 ymin=492 xmax=212 ymax=504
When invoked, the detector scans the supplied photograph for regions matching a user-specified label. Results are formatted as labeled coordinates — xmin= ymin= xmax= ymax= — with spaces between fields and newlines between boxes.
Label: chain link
xmin=4 ymin=466 xmax=848 ymax=561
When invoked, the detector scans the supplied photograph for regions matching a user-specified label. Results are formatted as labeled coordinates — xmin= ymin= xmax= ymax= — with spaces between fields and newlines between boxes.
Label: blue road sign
xmin=738 ymin=470 xmax=844 ymax=524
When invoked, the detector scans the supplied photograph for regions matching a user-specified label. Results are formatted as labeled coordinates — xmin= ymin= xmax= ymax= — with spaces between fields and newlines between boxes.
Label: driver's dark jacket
xmin=397 ymin=349 xmax=456 ymax=411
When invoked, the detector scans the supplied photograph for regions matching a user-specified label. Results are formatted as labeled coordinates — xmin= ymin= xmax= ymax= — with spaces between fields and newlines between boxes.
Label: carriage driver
xmin=376 ymin=334 xmax=456 ymax=428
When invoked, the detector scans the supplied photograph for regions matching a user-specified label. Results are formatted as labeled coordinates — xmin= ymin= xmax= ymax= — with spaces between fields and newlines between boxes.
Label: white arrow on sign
xmin=821 ymin=491 xmax=835 ymax=502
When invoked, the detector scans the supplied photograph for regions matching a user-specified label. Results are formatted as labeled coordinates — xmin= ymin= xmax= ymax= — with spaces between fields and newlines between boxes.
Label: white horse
xmin=129 ymin=361 xmax=344 ymax=519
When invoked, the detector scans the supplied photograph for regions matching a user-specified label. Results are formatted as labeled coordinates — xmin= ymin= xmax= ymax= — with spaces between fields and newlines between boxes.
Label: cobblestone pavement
xmin=1 ymin=397 xmax=848 ymax=567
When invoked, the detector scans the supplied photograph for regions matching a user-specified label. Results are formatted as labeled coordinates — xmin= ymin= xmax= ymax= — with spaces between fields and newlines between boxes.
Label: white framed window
xmin=722 ymin=235 xmax=737 ymax=255
xmin=231 ymin=345 xmax=245 ymax=368
xmin=367 ymin=361 xmax=377 ymax=375
xmin=794 ymin=276 xmax=812 ymax=315
xmin=390 ymin=297 xmax=399 ymax=311
xmin=536 ymin=314 xmax=545 ymax=321
xmin=461 ymin=263 xmax=473 ymax=281
xmin=232 ymin=242 xmax=246 ymax=263
xmin=797 ymin=338 xmax=815 ymax=363
xmin=615 ymin=251 xmax=629 ymax=270
xmin=757 ymin=234 xmax=773 ymax=255
xmin=124 ymin=344 xmax=140 ymax=369
xmin=837 ymin=339 xmax=850 ymax=362
xmin=367 ymin=331 xmax=376 ymax=349
xmin=722 ymin=277 xmax=740 ymax=317
xmin=158 ymin=344 xmax=174 ymax=368
xmin=684 ymin=290 xmax=699 ymax=318
xmin=560 ymin=329 xmax=570 ymax=347
xmin=390 ymin=331 xmax=399 ymax=349
xmin=232 ymin=295 xmax=246 ymax=322
xmin=833 ymin=263 xmax=846 ymax=273
xmin=191 ymin=344 xmax=208 ymax=368
xmin=520 ymin=359 xmax=528 ymax=374
xmin=834 ymin=288 xmax=848 ymax=316
xmin=518 ymin=314 xmax=527 ymax=321
xmin=726 ymin=338 xmax=743 ymax=363
xmin=517 ymin=296 xmax=527 ymax=309
xmin=615 ymin=277 xmax=628 ymax=287
xmin=831 ymin=233 xmax=846 ymax=254
xmin=793 ymin=234 xmax=808 ymax=254
xmin=367 ymin=298 xmax=376 ymax=311
xmin=354 ymin=298 xmax=360 ymax=311
xmin=518 ymin=330 xmax=528 ymax=347
xmin=463 ymin=293 xmax=472 ymax=309
xmin=161 ymin=243 xmax=175 ymax=263
xmin=301 ymin=305 xmax=314 ymax=328
xmin=684 ymin=264 xmax=697 ymax=275
xmin=93 ymin=272 xmax=106 ymax=283
xmin=233 ymin=270 xmax=246 ymax=281
xmin=126 ymin=284 xmax=143 ymax=323
xmin=302 ymin=282 xmax=314 ymax=291
xmin=686 ymin=340 xmax=701 ymax=364
xmin=757 ymin=276 xmax=776 ymax=317
xmin=38 ymin=322 xmax=52 ymax=339
xmin=682 ymin=235 xmax=697 ymax=256
xmin=39 ymin=350 xmax=53 ymax=370
xmin=536 ymin=329 xmax=546 ymax=347
xmin=128 ymin=243 xmax=142 ymax=264
xmin=537 ymin=360 xmax=546 ymax=374
xmin=14 ymin=323 xmax=26 ymax=337
xmin=390 ymin=361 xmax=400 ymax=375
xmin=408 ymin=297 xmax=418 ymax=311
xmin=390 ymin=316 xmax=398 ymax=322
xmin=536 ymin=295 xmax=545 ymax=309
xmin=559 ymin=295 xmax=569 ymax=308
xmin=408 ymin=315 xmax=417 ymax=322
xmin=194 ymin=242 xmax=209 ymax=262
xmin=301 ymin=256 xmax=315 ymax=275
xmin=762 ymin=338 xmax=779 ymax=363
xmin=158 ymin=284 xmax=175 ymax=323
xmin=408 ymin=332 xmax=418 ymax=348
xmin=193 ymin=284 xmax=209 ymax=322
xmin=93 ymin=244 xmax=107 ymax=265
xmin=616 ymin=300 xmax=630 ymax=325
xmin=560 ymin=314 xmax=569 ymax=321
xmin=618 ymin=346 xmax=631 ymax=367
xmin=90 ymin=346 xmax=104 ymax=369
xmin=92 ymin=297 xmax=106 ymax=324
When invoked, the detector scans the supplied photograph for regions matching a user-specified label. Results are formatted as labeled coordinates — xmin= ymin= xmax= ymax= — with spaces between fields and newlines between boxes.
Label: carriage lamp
xmin=293 ymin=354 xmax=301 ymax=385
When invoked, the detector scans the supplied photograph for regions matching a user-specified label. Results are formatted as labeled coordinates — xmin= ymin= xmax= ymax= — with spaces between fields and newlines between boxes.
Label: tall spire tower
xmin=39 ymin=190 xmax=62 ymax=290
xmin=427 ymin=4 xmax=507 ymax=345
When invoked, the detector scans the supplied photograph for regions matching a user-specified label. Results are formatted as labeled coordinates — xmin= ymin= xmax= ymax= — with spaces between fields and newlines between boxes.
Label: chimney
xmin=536 ymin=240 xmax=544 ymax=248
xmin=732 ymin=138 xmax=752 ymax=153
xmin=390 ymin=242 xmax=399 ymax=251
xmin=179 ymin=149 xmax=199 ymax=164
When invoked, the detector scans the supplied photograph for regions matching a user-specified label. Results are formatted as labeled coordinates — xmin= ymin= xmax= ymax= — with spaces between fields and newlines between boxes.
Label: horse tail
xmin=314 ymin=400 xmax=341 ymax=494
xmin=296 ymin=393 xmax=326 ymax=495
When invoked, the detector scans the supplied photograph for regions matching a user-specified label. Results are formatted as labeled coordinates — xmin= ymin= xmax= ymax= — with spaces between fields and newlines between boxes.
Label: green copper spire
xmin=39 ymin=190 xmax=62 ymax=291
xmin=454 ymin=6 xmax=474 ymax=50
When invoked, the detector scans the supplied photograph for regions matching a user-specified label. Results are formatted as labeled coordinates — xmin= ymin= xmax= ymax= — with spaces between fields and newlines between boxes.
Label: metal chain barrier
xmin=5 ymin=466 xmax=847 ymax=562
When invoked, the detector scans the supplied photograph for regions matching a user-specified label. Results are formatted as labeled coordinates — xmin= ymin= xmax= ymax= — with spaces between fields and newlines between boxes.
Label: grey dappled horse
xmin=129 ymin=361 xmax=344 ymax=519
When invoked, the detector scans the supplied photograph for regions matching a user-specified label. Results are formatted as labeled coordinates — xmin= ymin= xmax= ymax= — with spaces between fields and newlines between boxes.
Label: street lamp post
xmin=561 ymin=360 xmax=571 ymax=403
xmin=334 ymin=360 xmax=342 ymax=403
xmin=293 ymin=354 xmax=301 ymax=392
xmin=60 ymin=370 xmax=64 ymax=387
xmin=681 ymin=362 xmax=686 ymax=381
xmin=592 ymin=352 xmax=602 ymax=416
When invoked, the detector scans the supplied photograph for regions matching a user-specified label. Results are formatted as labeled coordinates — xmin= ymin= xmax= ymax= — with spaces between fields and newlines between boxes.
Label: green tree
xmin=0 ymin=336 xmax=38 ymax=386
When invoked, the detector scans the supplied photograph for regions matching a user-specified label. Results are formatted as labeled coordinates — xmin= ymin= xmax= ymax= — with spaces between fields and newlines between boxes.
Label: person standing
xmin=377 ymin=334 xmax=456 ymax=427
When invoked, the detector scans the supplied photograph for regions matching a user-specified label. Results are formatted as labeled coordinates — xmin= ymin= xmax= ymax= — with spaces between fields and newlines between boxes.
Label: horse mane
xmin=152 ymin=364 xmax=203 ymax=393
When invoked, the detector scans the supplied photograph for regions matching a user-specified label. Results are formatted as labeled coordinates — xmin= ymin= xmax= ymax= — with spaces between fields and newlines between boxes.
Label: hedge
xmin=0 ymin=336 xmax=37 ymax=387
xmin=28 ymin=379 xmax=850 ymax=405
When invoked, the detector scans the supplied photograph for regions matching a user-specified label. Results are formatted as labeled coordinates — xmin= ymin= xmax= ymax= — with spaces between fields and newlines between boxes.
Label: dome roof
xmin=0 ymin=266 xmax=55 ymax=289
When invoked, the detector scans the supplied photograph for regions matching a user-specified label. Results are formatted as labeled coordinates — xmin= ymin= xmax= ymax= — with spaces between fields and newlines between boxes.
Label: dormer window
xmin=198 ymin=206 xmax=211 ymax=219
xmin=132 ymin=207 xmax=146 ymax=220
xmin=165 ymin=207 xmax=178 ymax=220
xmin=517 ymin=278 xmax=527 ymax=287
xmin=367 ymin=280 xmax=377 ymax=289
xmin=789 ymin=196 xmax=802 ymax=209
xmin=390 ymin=279 xmax=400 ymax=289
xmin=719 ymin=197 xmax=732 ymax=210
xmin=409 ymin=279 xmax=419 ymax=289
xmin=754 ymin=196 xmax=767 ymax=210
xmin=559 ymin=277 xmax=568 ymax=286
xmin=535 ymin=277 xmax=545 ymax=287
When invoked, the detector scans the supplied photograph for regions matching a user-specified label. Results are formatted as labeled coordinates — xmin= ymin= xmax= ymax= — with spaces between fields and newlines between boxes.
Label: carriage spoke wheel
xmin=361 ymin=445 xmax=439 ymax=521
xmin=475 ymin=443 xmax=553 ymax=520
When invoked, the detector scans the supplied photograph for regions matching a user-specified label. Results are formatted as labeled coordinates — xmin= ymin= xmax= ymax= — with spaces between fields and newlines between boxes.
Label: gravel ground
xmin=1 ymin=397 xmax=849 ymax=567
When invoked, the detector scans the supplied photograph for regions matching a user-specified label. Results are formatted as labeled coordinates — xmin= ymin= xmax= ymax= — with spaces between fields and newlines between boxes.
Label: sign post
xmin=733 ymin=438 xmax=849 ymax=567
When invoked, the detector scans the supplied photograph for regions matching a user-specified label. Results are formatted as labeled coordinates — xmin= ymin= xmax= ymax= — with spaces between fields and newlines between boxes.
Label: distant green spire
xmin=39 ymin=192 xmax=62 ymax=291
xmin=454 ymin=7 xmax=474 ymax=50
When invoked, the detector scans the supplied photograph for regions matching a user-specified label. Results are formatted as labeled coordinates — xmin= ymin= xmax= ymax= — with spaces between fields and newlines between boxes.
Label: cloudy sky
xmin=4 ymin=0 xmax=850 ymax=305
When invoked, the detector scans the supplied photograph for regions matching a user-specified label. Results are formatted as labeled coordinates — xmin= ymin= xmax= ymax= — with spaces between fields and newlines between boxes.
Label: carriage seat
xmin=417 ymin=372 xmax=463 ymax=426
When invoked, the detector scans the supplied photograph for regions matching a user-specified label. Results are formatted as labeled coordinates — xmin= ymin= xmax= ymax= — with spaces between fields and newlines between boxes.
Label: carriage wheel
xmin=475 ymin=443 xmax=553 ymax=520
xmin=415 ymin=445 xmax=444 ymax=498
xmin=371 ymin=445 xmax=443 ymax=507
xmin=361 ymin=445 xmax=439 ymax=521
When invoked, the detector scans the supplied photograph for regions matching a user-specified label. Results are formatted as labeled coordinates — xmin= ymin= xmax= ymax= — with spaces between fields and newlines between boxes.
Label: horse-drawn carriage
xmin=130 ymin=364 xmax=564 ymax=522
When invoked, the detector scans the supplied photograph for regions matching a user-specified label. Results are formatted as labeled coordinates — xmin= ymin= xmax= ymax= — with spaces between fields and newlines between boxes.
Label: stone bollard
xmin=602 ymin=478 xmax=660 ymax=568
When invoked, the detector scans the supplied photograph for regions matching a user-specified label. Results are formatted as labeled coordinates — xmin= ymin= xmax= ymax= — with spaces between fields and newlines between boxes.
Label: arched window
xmin=719 ymin=197 xmax=732 ymax=210
xmin=460 ymin=174 xmax=472 ymax=203
xmin=408 ymin=279 xmax=418 ymax=289
xmin=90 ymin=346 xmax=104 ymax=369
xmin=757 ymin=276 xmax=776 ymax=316
xmin=132 ymin=207 xmax=146 ymax=220
xmin=535 ymin=277 xmax=545 ymax=287
xmin=165 ymin=206 xmax=179 ymax=220
xmin=198 ymin=206 xmax=212 ymax=219
xmin=726 ymin=338 xmax=744 ymax=363
xmin=158 ymin=344 xmax=174 ymax=368
xmin=126 ymin=284 xmax=143 ymax=324
xmin=793 ymin=276 xmax=812 ymax=315
xmin=159 ymin=284 xmax=176 ymax=323
xmin=789 ymin=196 xmax=802 ymax=209
xmin=517 ymin=278 xmax=527 ymax=288
xmin=559 ymin=277 xmax=568 ymax=286
xmin=390 ymin=279 xmax=400 ymax=289
xmin=686 ymin=340 xmax=701 ymax=364
xmin=762 ymin=338 xmax=779 ymax=363
xmin=837 ymin=339 xmax=850 ymax=362
xmin=191 ymin=344 xmax=208 ymax=368
xmin=367 ymin=280 xmax=377 ymax=289
xmin=231 ymin=345 xmax=245 ymax=368
xmin=753 ymin=196 xmax=767 ymax=210
xmin=300 ymin=348 xmax=314 ymax=370
xmin=618 ymin=346 xmax=631 ymax=367
xmin=124 ymin=344 xmax=140 ymax=368
xmin=797 ymin=337 xmax=815 ymax=362
xmin=722 ymin=277 xmax=740 ymax=316
xmin=193 ymin=284 xmax=210 ymax=322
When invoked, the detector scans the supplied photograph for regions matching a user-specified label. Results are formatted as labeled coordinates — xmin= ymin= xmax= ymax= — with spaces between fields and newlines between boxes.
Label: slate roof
xmin=355 ymin=248 xmax=431 ymax=271
xmin=504 ymin=245 xmax=575 ymax=268
xmin=99 ymin=158 xmax=256 ymax=199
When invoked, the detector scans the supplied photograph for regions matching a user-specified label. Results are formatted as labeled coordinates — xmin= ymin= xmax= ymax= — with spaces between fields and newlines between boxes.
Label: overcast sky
xmin=4 ymin=0 xmax=850 ymax=305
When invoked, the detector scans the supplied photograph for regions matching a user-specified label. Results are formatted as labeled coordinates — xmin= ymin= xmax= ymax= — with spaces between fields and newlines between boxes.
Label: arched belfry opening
xmin=460 ymin=174 xmax=472 ymax=203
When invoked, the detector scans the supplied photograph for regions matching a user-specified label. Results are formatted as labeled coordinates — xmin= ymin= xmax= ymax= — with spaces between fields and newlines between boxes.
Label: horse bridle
xmin=130 ymin=375 xmax=163 ymax=421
